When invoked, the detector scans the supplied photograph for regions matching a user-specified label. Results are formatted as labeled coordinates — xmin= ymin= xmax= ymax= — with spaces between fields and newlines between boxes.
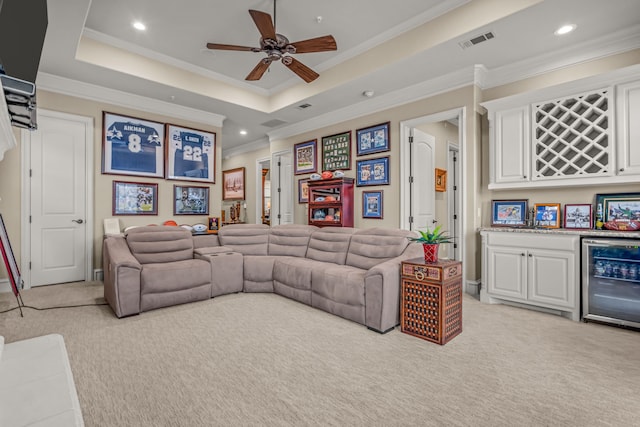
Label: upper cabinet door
xmin=492 ymin=106 xmax=530 ymax=186
xmin=616 ymin=79 xmax=640 ymax=176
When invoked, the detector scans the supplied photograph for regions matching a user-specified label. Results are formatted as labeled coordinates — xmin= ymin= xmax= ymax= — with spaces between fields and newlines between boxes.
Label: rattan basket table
xmin=400 ymin=258 xmax=462 ymax=345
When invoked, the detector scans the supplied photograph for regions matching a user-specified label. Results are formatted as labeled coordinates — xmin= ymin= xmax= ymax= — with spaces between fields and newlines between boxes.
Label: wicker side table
xmin=400 ymin=258 xmax=462 ymax=345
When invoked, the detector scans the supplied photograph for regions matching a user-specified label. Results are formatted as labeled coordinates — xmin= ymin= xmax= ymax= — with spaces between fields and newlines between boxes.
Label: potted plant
xmin=407 ymin=225 xmax=453 ymax=263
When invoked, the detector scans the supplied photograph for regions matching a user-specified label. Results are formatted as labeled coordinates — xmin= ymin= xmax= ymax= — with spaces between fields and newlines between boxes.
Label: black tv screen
xmin=0 ymin=0 xmax=48 ymax=82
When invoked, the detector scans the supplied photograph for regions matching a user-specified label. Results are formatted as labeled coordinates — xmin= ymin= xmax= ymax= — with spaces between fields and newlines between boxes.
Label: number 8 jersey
xmin=170 ymin=130 xmax=212 ymax=179
xmin=107 ymin=121 xmax=162 ymax=174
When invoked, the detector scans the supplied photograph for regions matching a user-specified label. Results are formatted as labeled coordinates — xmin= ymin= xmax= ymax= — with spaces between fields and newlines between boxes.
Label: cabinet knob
xmin=521 ymin=253 xmax=525 ymax=257
xmin=523 ymin=175 xmax=527 ymax=179
xmin=415 ymin=271 xmax=425 ymax=281
xmin=620 ymin=168 xmax=625 ymax=172
xmin=528 ymin=254 xmax=532 ymax=257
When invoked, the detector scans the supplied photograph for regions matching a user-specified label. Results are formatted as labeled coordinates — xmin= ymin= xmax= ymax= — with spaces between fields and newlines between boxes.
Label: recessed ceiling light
xmin=133 ymin=21 xmax=146 ymax=31
xmin=239 ymin=130 xmax=248 ymax=136
xmin=554 ymin=24 xmax=576 ymax=36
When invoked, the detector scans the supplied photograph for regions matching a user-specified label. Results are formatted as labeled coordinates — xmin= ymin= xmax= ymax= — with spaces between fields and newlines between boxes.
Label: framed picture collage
xmin=295 ymin=121 xmax=391 ymax=220
xmin=102 ymin=111 xmax=217 ymax=217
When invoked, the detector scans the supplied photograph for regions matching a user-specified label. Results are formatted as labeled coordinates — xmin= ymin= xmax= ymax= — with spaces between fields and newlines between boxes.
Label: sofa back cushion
xmin=126 ymin=226 xmax=194 ymax=264
xmin=269 ymin=225 xmax=317 ymax=257
xmin=305 ymin=228 xmax=355 ymax=265
xmin=345 ymin=228 xmax=413 ymax=270
xmin=218 ymin=224 xmax=270 ymax=255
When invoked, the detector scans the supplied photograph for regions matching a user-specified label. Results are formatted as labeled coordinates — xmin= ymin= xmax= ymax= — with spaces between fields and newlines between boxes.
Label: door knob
xmin=72 ymin=219 xmax=84 ymax=224
xmin=432 ymin=219 xmax=438 ymax=223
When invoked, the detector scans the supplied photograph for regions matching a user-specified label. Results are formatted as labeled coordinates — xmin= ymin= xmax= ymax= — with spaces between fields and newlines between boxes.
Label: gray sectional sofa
xmin=103 ymin=224 xmax=422 ymax=332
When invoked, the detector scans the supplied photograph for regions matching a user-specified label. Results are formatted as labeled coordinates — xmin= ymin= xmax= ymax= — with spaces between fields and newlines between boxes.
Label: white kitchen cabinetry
xmin=483 ymin=67 xmax=640 ymax=189
xmin=491 ymin=106 xmax=529 ymax=184
xmin=481 ymin=231 xmax=580 ymax=321
xmin=616 ymin=79 xmax=640 ymax=177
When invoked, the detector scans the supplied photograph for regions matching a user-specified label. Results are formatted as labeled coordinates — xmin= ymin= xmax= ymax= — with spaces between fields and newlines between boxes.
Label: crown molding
xmin=82 ymin=29 xmax=269 ymax=97
xmin=267 ymin=67 xmax=475 ymax=143
xmin=222 ymin=137 xmax=270 ymax=159
xmin=36 ymin=72 xmax=226 ymax=127
xmin=480 ymin=25 xmax=640 ymax=89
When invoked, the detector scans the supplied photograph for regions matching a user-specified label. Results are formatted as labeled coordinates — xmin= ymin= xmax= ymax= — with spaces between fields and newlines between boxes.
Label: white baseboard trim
xmin=465 ymin=279 xmax=480 ymax=296
xmin=0 ymin=278 xmax=10 ymax=294
xmin=93 ymin=269 xmax=104 ymax=282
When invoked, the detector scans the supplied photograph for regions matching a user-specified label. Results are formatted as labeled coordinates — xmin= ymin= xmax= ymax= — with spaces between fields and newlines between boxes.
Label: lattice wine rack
xmin=533 ymin=88 xmax=611 ymax=180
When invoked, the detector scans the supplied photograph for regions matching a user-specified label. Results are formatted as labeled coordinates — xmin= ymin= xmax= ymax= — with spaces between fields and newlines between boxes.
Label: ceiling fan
xmin=206 ymin=0 xmax=337 ymax=83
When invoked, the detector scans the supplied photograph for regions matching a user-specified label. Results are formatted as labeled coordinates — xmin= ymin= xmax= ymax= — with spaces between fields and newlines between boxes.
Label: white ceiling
xmin=37 ymin=0 xmax=640 ymax=152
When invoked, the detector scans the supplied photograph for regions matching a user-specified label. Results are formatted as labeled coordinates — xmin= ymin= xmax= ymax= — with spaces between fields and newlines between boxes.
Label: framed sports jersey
xmin=166 ymin=124 xmax=216 ymax=183
xmin=102 ymin=112 xmax=165 ymax=178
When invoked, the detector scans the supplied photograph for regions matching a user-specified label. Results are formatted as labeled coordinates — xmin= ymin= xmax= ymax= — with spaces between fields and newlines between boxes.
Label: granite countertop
xmin=479 ymin=227 xmax=640 ymax=239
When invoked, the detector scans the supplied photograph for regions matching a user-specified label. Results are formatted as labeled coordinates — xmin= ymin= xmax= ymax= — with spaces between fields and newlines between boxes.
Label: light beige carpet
xmin=1 ymin=282 xmax=639 ymax=426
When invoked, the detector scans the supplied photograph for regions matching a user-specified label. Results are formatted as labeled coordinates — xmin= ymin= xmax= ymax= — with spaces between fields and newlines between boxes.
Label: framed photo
xmin=0 ymin=214 xmax=21 ymax=297
xmin=294 ymin=139 xmax=317 ymax=175
xmin=435 ymin=168 xmax=447 ymax=192
xmin=208 ymin=217 xmax=220 ymax=233
xmin=362 ymin=190 xmax=384 ymax=219
xmin=102 ymin=112 xmax=165 ymax=178
xmin=491 ymin=199 xmax=528 ymax=227
xmin=596 ymin=192 xmax=640 ymax=231
xmin=174 ymin=185 xmax=209 ymax=215
xmin=534 ymin=203 xmax=561 ymax=228
xmin=356 ymin=156 xmax=390 ymax=186
xmin=356 ymin=122 xmax=390 ymax=156
xmin=113 ymin=181 xmax=158 ymax=215
xmin=166 ymin=124 xmax=215 ymax=183
xmin=298 ymin=178 xmax=310 ymax=203
xmin=322 ymin=131 xmax=351 ymax=171
xmin=564 ymin=204 xmax=593 ymax=229
xmin=223 ymin=167 xmax=245 ymax=200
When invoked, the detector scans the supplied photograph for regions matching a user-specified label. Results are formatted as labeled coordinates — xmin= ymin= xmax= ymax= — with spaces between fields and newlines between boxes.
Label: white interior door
xmin=27 ymin=111 xmax=92 ymax=286
xmin=271 ymin=150 xmax=293 ymax=225
xmin=411 ymin=128 xmax=436 ymax=231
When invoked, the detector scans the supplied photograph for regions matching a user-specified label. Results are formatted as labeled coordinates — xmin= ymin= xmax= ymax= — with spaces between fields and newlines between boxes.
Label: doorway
xmin=21 ymin=110 xmax=94 ymax=288
xmin=255 ymin=157 xmax=271 ymax=225
xmin=270 ymin=149 xmax=293 ymax=225
xmin=400 ymin=107 xmax=466 ymax=265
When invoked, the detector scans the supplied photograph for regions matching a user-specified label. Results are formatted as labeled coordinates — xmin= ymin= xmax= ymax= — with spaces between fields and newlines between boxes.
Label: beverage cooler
xmin=582 ymin=238 xmax=640 ymax=328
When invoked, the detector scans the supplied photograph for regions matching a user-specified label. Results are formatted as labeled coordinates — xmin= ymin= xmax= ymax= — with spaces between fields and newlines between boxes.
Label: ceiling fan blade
xmin=283 ymin=57 xmax=319 ymax=83
xmin=246 ymin=59 xmax=272 ymax=81
xmin=288 ymin=35 xmax=337 ymax=53
xmin=206 ymin=43 xmax=256 ymax=52
xmin=249 ymin=9 xmax=276 ymax=40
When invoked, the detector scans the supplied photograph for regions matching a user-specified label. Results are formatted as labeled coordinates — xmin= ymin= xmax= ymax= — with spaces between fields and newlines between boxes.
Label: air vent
xmin=260 ymin=119 xmax=287 ymax=128
xmin=297 ymin=103 xmax=312 ymax=110
xmin=458 ymin=31 xmax=495 ymax=50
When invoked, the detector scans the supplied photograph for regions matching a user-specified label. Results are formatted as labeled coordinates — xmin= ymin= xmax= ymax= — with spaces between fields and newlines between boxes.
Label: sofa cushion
xmin=140 ymin=259 xmax=211 ymax=294
xmin=305 ymin=228 xmax=355 ymax=265
xmin=268 ymin=224 xmax=317 ymax=257
xmin=218 ymin=224 xmax=270 ymax=255
xmin=311 ymin=264 xmax=367 ymax=324
xmin=126 ymin=226 xmax=194 ymax=264
xmin=273 ymin=257 xmax=327 ymax=292
xmin=193 ymin=234 xmax=220 ymax=249
xmin=346 ymin=227 xmax=413 ymax=270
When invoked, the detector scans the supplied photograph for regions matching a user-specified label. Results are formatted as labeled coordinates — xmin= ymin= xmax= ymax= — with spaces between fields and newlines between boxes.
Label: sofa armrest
xmin=103 ymin=236 xmax=142 ymax=318
xmin=363 ymin=243 xmax=422 ymax=332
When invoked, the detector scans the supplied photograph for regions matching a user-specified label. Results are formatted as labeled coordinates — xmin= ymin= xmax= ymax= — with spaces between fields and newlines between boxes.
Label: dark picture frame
xmin=298 ymin=178 xmax=310 ymax=203
xmin=596 ymin=192 xmax=640 ymax=231
xmin=356 ymin=122 xmax=390 ymax=156
xmin=0 ymin=213 xmax=21 ymax=297
xmin=223 ymin=167 xmax=245 ymax=201
xmin=174 ymin=185 xmax=210 ymax=215
xmin=362 ymin=190 xmax=384 ymax=219
xmin=322 ymin=131 xmax=352 ymax=171
xmin=294 ymin=139 xmax=317 ymax=175
xmin=356 ymin=156 xmax=390 ymax=186
xmin=534 ymin=203 xmax=561 ymax=228
xmin=112 ymin=181 xmax=158 ymax=215
xmin=102 ymin=112 xmax=165 ymax=178
xmin=491 ymin=199 xmax=528 ymax=227
xmin=564 ymin=204 xmax=593 ymax=229
xmin=166 ymin=124 xmax=216 ymax=183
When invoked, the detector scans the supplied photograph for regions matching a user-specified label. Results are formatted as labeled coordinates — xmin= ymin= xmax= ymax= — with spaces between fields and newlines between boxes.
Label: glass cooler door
xmin=582 ymin=239 xmax=640 ymax=328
